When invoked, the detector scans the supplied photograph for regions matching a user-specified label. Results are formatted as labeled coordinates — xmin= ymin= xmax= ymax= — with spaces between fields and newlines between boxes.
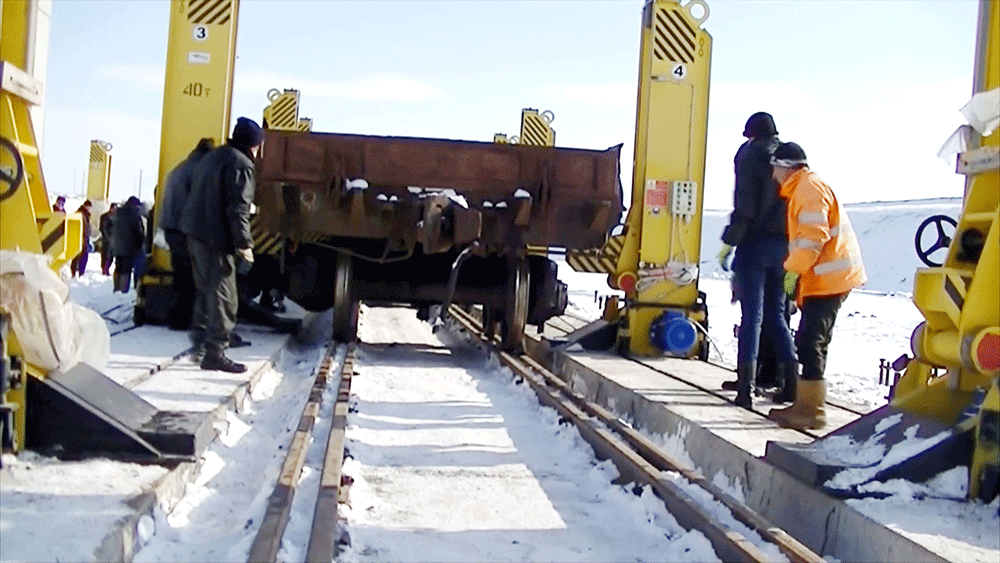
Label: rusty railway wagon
xmin=252 ymin=130 xmax=624 ymax=350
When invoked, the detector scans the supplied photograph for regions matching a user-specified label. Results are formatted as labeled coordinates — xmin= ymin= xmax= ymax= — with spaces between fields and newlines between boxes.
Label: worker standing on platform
xmin=716 ymin=112 xmax=797 ymax=408
xmin=99 ymin=203 xmax=117 ymax=275
xmin=161 ymin=138 xmax=215 ymax=330
xmin=768 ymin=142 xmax=867 ymax=430
xmin=181 ymin=118 xmax=262 ymax=374
xmin=112 ymin=196 xmax=145 ymax=293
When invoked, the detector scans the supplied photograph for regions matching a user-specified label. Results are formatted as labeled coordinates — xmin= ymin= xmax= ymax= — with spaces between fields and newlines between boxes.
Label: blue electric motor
xmin=649 ymin=310 xmax=698 ymax=356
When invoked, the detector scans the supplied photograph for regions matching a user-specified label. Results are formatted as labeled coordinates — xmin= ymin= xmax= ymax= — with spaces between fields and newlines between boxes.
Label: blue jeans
xmin=732 ymin=233 xmax=796 ymax=366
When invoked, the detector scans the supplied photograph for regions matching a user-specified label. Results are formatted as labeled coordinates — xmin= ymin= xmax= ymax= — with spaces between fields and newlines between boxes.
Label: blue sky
xmin=38 ymin=0 xmax=979 ymax=207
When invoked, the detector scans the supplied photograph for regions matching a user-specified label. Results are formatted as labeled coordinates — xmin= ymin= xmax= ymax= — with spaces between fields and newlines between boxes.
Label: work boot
xmin=200 ymin=352 xmax=247 ymax=373
xmin=229 ymin=332 xmax=251 ymax=348
xmin=733 ymin=362 xmax=755 ymax=409
xmin=768 ymin=378 xmax=826 ymax=430
xmin=721 ymin=378 xmax=739 ymax=391
xmin=769 ymin=362 xmax=799 ymax=403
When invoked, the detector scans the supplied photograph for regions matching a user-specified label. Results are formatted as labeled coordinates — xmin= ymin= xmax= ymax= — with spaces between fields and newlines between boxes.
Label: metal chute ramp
xmin=1 ymin=251 xmax=206 ymax=462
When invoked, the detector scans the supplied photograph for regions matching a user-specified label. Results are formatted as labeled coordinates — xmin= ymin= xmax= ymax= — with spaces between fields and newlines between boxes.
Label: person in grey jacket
xmin=180 ymin=118 xmax=262 ymax=373
xmin=161 ymin=138 xmax=214 ymax=330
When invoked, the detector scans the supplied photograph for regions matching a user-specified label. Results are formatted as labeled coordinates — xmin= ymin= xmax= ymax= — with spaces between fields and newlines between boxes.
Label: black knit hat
xmin=231 ymin=117 xmax=264 ymax=148
xmin=771 ymin=142 xmax=808 ymax=167
xmin=743 ymin=112 xmax=778 ymax=138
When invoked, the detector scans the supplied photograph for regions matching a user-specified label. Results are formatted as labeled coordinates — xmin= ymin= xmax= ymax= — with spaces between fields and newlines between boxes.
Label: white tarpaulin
xmin=0 ymin=250 xmax=109 ymax=372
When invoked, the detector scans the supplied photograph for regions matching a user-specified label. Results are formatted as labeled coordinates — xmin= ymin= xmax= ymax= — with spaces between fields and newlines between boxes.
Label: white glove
xmin=237 ymin=247 xmax=254 ymax=264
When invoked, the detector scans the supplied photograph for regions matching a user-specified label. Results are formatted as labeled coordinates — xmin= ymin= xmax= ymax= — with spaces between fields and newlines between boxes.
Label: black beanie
xmin=743 ymin=112 xmax=778 ymax=138
xmin=232 ymin=117 xmax=264 ymax=148
xmin=771 ymin=142 xmax=808 ymax=167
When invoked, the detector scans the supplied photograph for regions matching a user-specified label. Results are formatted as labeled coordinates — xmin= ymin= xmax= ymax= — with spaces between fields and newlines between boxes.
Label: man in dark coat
xmin=112 ymin=196 xmax=145 ymax=293
xmin=99 ymin=203 xmax=117 ymax=275
xmin=70 ymin=200 xmax=93 ymax=277
xmin=181 ymin=118 xmax=262 ymax=373
xmin=161 ymin=138 xmax=215 ymax=330
xmin=716 ymin=112 xmax=797 ymax=408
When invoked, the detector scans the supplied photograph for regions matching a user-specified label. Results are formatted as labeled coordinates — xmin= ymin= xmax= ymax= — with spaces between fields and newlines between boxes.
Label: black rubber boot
xmin=734 ymin=362 xmax=755 ymax=409
xmin=770 ymin=362 xmax=799 ymax=403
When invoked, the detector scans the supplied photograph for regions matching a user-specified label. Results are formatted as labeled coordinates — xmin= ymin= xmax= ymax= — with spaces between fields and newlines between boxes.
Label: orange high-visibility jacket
xmin=779 ymin=168 xmax=867 ymax=303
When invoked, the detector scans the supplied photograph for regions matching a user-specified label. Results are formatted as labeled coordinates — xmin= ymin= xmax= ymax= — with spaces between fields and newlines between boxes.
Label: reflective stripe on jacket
xmin=779 ymin=168 xmax=867 ymax=303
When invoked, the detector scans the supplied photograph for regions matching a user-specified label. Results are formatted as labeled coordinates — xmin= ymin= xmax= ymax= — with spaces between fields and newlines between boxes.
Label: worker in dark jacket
xmin=70 ymin=200 xmax=93 ymax=277
xmin=112 ymin=196 xmax=145 ymax=293
xmin=99 ymin=203 xmax=117 ymax=275
xmin=181 ymin=118 xmax=262 ymax=373
xmin=716 ymin=112 xmax=797 ymax=408
xmin=161 ymin=138 xmax=215 ymax=330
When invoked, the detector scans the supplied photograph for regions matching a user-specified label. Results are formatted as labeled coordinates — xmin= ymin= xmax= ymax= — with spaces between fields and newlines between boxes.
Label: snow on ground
xmin=1 ymin=195 xmax=997 ymax=562
xmin=339 ymin=307 xmax=724 ymax=563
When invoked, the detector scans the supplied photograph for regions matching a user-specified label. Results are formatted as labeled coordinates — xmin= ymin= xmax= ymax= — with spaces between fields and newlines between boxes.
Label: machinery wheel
xmin=332 ymin=253 xmax=359 ymax=343
xmin=914 ymin=214 xmax=957 ymax=267
xmin=499 ymin=257 xmax=529 ymax=353
xmin=0 ymin=137 xmax=25 ymax=202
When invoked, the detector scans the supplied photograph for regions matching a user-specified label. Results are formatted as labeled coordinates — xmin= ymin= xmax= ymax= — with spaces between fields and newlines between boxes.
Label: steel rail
xmin=305 ymin=343 xmax=355 ymax=563
xmin=450 ymin=305 xmax=825 ymax=563
xmin=247 ymin=341 xmax=339 ymax=563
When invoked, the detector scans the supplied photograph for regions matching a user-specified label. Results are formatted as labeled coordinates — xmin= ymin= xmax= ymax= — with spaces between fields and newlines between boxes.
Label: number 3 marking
xmin=193 ymin=25 xmax=208 ymax=41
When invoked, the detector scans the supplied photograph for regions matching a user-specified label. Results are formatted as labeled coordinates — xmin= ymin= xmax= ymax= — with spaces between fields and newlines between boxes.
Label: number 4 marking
xmin=671 ymin=63 xmax=687 ymax=80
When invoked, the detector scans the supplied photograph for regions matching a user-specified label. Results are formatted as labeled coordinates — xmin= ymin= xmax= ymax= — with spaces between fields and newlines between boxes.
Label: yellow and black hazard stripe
xmin=36 ymin=216 xmax=66 ymax=257
xmin=187 ymin=0 xmax=233 ymax=25
xmin=251 ymin=215 xmax=283 ymax=256
xmin=943 ymin=271 xmax=973 ymax=319
xmin=565 ymin=234 xmax=624 ymax=274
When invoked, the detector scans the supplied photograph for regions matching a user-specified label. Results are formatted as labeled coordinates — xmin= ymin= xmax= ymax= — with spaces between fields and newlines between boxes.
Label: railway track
xmin=227 ymin=304 xmax=831 ymax=562
xmin=247 ymin=342 xmax=353 ymax=563
xmin=448 ymin=306 xmax=824 ymax=563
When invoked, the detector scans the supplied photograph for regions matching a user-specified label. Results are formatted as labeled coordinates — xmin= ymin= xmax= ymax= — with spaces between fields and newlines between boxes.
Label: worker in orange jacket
xmin=767 ymin=142 xmax=867 ymax=430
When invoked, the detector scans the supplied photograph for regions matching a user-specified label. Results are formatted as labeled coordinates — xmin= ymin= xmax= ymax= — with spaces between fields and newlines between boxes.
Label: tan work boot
xmin=768 ymin=378 xmax=827 ymax=430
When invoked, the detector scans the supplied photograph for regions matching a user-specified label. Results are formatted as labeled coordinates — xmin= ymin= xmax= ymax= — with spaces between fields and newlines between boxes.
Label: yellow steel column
xmin=138 ymin=0 xmax=239 ymax=322
xmin=86 ymin=140 xmax=112 ymax=202
xmin=617 ymin=0 xmax=712 ymax=356
xmin=148 ymin=0 xmax=239 ymax=273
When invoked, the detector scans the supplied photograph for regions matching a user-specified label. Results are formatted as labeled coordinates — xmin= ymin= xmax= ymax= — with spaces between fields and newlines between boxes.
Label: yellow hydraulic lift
xmin=252 ymin=88 xmax=311 ymax=257
xmin=0 ymin=0 xmax=242 ymax=461
xmin=766 ymin=0 xmax=999 ymax=502
xmin=1 ymin=0 xmax=84 ymax=452
xmin=86 ymin=139 xmax=112 ymax=202
xmin=568 ymin=0 xmax=712 ymax=359
xmin=889 ymin=0 xmax=999 ymax=500
xmin=136 ymin=0 xmax=240 ymax=324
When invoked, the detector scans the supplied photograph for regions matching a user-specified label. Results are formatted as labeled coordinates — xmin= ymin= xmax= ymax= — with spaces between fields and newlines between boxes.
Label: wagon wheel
xmin=499 ymin=257 xmax=529 ymax=353
xmin=332 ymin=252 xmax=359 ymax=342
xmin=0 ymin=137 xmax=25 ymax=202
xmin=915 ymin=214 xmax=957 ymax=267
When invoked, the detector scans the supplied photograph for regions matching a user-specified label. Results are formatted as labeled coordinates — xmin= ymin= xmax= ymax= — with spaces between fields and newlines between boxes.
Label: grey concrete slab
xmin=0 ymin=326 xmax=292 ymax=563
xmin=525 ymin=333 xmax=952 ymax=563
